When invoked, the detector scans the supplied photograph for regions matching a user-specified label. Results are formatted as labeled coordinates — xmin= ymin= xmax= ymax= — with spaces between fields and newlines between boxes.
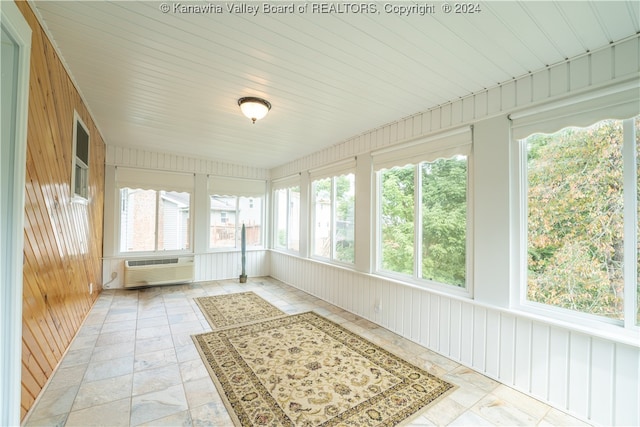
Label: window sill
xmin=71 ymin=195 xmax=89 ymax=205
xmin=510 ymin=302 xmax=640 ymax=348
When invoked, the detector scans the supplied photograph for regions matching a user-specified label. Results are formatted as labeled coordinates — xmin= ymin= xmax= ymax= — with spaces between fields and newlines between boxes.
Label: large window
xmin=273 ymin=185 xmax=300 ymax=251
xmin=120 ymin=189 xmax=190 ymax=253
xmin=311 ymin=173 xmax=355 ymax=264
xmin=378 ymin=157 xmax=468 ymax=287
xmin=522 ymin=116 xmax=638 ymax=324
xmin=374 ymin=127 xmax=472 ymax=290
xmin=208 ymin=176 xmax=265 ymax=250
xmin=210 ymin=195 xmax=263 ymax=249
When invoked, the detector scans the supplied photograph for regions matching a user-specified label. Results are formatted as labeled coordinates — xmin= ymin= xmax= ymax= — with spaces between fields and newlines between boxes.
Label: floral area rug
xmin=192 ymin=311 xmax=455 ymax=426
xmin=194 ymin=292 xmax=286 ymax=329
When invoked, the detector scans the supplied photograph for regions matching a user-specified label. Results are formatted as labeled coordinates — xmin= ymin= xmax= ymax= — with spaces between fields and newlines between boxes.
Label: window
xmin=374 ymin=127 xmax=472 ymax=290
xmin=273 ymin=185 xmax=300 ymax=252
xmin=521 ymin=116 xmax=638 ymax=324
xmin=311 ymin=173 xmax=355 ymax=264
xmin=120 ymin=188 xmax=190 ymax=252
xmin=72 ymin=112 xmax=89 ymax=200
xmin=116 ymin=167 xmax=194 ymax=255
xmin=380 ymin=165 xmax=415 ymax=275
xmin=210 ymin=195 xmax=263 ymax=249
xmin=378 ymin=158 xmax=468 ymax=287
xmin=208 ymin=177 xmax=265 ymax=250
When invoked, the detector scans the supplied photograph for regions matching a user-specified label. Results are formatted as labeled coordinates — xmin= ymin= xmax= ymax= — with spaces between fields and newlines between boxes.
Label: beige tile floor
xmin=22 ymin=277 xmax=590 ymax=427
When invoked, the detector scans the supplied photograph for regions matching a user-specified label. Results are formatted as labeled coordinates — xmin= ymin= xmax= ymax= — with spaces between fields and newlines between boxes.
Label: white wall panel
xmin=590 ymin=338 xmax=615 ymax=425
xmin=516 ymin=75 xmax=533 ymax=106
xmin=106 ymin=145 xmax=269 ymax=180
xmin=569 ymin=55 xmax=590 ymax=91
xmin=485 ymin=311 xmax=501 ymax=378
xmin=568 ymin=332 xmax=591 ymax=418
xmin=449 ymin=300 xmax=462 ymax=362
xmin=615 ymin=38 xmax=639 ymax=78
xmin=530 ymin=323 xmax=550 ymax=400
xmin=549 ymin=63 xmax=569 ymax=97
xmin=472 ymin=307 xmax=487 ymax=371
xmin=548 ymin=328 xmax=570 ymax=408
xmin=438 ymin=299 xmax=451 ymax=356
xmin=614 ymin=344 xmax=640 ymax=426
xmin=263 ymin=39 xmax=640 ymax=425
xmin=514 ymin=318 xmax=532 ymax=392
xmin=460 ymin=302 xmax=474 ymax=367
xmin=429 ymin=294 xmax=440 ymax=350
xmin=499 ymin=314 xmax=516 ymax=384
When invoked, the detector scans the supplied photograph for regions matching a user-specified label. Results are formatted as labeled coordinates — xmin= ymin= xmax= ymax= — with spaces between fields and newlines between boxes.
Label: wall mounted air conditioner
xmin=123 ymin=257 xmax=194 ymax=288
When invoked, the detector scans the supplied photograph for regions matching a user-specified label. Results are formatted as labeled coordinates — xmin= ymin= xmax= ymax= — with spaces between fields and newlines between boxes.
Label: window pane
xmin=120 ymin=188 xmax=157 ymax=252
xmin=421 ymin=157 xmax=467 ymax=287
xmin=526 ymin=120 xmax=624 ymax=319
xmin=210 ymin=196 xmax=237 ymax=248
xmin=75 ymin=121 xmax=89 ymax=164
xmin=239 ymin=196 xmax=262 ymax=247
xmin=335 ymin=174 xmax=355 ymax=264
xmin=636 ymin=117 xmax=640 ymax=325
xmin=274 ymin=189 xmax=287 ymax=249
xmin=158 ymin=191 xmax=190 ymax=251
xmin=380 ymin=165 xmax=414 ymax=275
xmin=288 ymin=187 xmax=300 ymax=251
xmin=312 ymin=178 xmax=331 ymax=258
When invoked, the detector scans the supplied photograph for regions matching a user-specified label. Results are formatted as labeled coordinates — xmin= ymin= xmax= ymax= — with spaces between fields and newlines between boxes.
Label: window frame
xmin=374 ymin=157 xmax=472 ymax=296
xmin=371 ymin=127 xmax=473 ymax=296
xmin=208 ymin=194 xmax=264 ymax=250
xmin=117 ymin=187 xmax=192 ymax=256
xmin=512 ymin=116 xmax=639 ymax=335
xmin=114 ymin=168 xmax=195 ymax=257
xmin=71 ymin=110 xmax=90 ymax=203
xmin=310 ymin=172 xmax=356 ymax=266
xmin=272 ymin=182 xmax=300 ymax=253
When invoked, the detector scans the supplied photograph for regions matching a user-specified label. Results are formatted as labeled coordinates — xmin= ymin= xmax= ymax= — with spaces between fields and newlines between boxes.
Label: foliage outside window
xmin=311 ymin=173 xmax=355 ymax=264
xmin=524 ymin=117 xmax=639 ymax=324
xmin=274 ymin=186 xmax=300 ymax=252
xmin=210 ymin=195 xmax=262 ymax=249
xmin=119 ymin=188 xmax=190 ymax=253
xmin=378 ymin=156 xmax=468 ymax=288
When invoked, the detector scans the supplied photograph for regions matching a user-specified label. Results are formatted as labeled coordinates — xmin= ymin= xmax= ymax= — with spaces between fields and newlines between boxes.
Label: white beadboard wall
xmin=102 ymin=145 xmax=270 ymax=288
xmin=270 ymin=252 xmax=640 ymax=426
xmin=268 ymin=35 xmax=640 ymax=426
xmin=105 ymin=145 xmax=270 ymax=180
xmin=270 ymin=35 xmax=640 ymax=180
xmin=102 ymin=250 xmax=269 ymax=289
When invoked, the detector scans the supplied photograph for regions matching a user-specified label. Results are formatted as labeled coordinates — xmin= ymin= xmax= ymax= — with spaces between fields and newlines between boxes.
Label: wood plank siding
xmin=15 ymin=1 xmax=105 ymax=420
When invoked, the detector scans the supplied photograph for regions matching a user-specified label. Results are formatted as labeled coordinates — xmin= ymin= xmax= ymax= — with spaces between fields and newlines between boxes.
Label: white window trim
xmin=116 ymin=191 xmax=193 ymax=257
xmin=272 ymin=184 xmax=301 ymax=254
xmin=71 ymin=110 xmax=90 ymax=203
xmin=310 ymin=172 xmax=356 ymax=266
xmin=115 ymin=168 xmax=195 ymax=256
xmin=510 ymin=115 xmax=640 ymax=341
xmin=373 ymin=154 xmax=474 ymax=298
xmin=373 ymin=144 xmax=473 ymax=297
xmin=208 ymin=194 xmax=265 ymax=251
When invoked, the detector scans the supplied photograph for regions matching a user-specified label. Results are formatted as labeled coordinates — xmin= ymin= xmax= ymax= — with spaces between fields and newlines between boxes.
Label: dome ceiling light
xmin=238 ymin=97 xmax=271 ymax=124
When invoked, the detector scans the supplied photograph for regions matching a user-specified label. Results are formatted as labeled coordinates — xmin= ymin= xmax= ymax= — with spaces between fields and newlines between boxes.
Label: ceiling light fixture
xmin=238 ymin=97 xmax=271 ymax=124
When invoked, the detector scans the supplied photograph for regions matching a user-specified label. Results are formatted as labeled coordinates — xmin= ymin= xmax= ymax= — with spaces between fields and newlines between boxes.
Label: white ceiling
xmin=33 ymin=1 xmax=640 ymax=170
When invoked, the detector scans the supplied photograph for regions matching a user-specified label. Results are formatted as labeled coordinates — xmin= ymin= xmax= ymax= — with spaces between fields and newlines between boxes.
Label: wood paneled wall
xmin=15 ymin=1 xmax=105 ymax=420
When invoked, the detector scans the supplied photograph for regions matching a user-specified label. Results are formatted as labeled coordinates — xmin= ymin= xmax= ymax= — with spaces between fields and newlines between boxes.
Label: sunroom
xmin=2 ymin=1 xmax=639 ymax=425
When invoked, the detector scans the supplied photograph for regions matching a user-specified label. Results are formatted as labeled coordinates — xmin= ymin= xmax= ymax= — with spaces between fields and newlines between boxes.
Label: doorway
xmin=0 ymin=2 xmax=31 ymax=424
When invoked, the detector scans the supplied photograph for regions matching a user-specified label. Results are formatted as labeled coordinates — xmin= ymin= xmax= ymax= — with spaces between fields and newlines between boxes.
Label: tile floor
xmin=23 ymin=277 xmax=590 ymax=427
